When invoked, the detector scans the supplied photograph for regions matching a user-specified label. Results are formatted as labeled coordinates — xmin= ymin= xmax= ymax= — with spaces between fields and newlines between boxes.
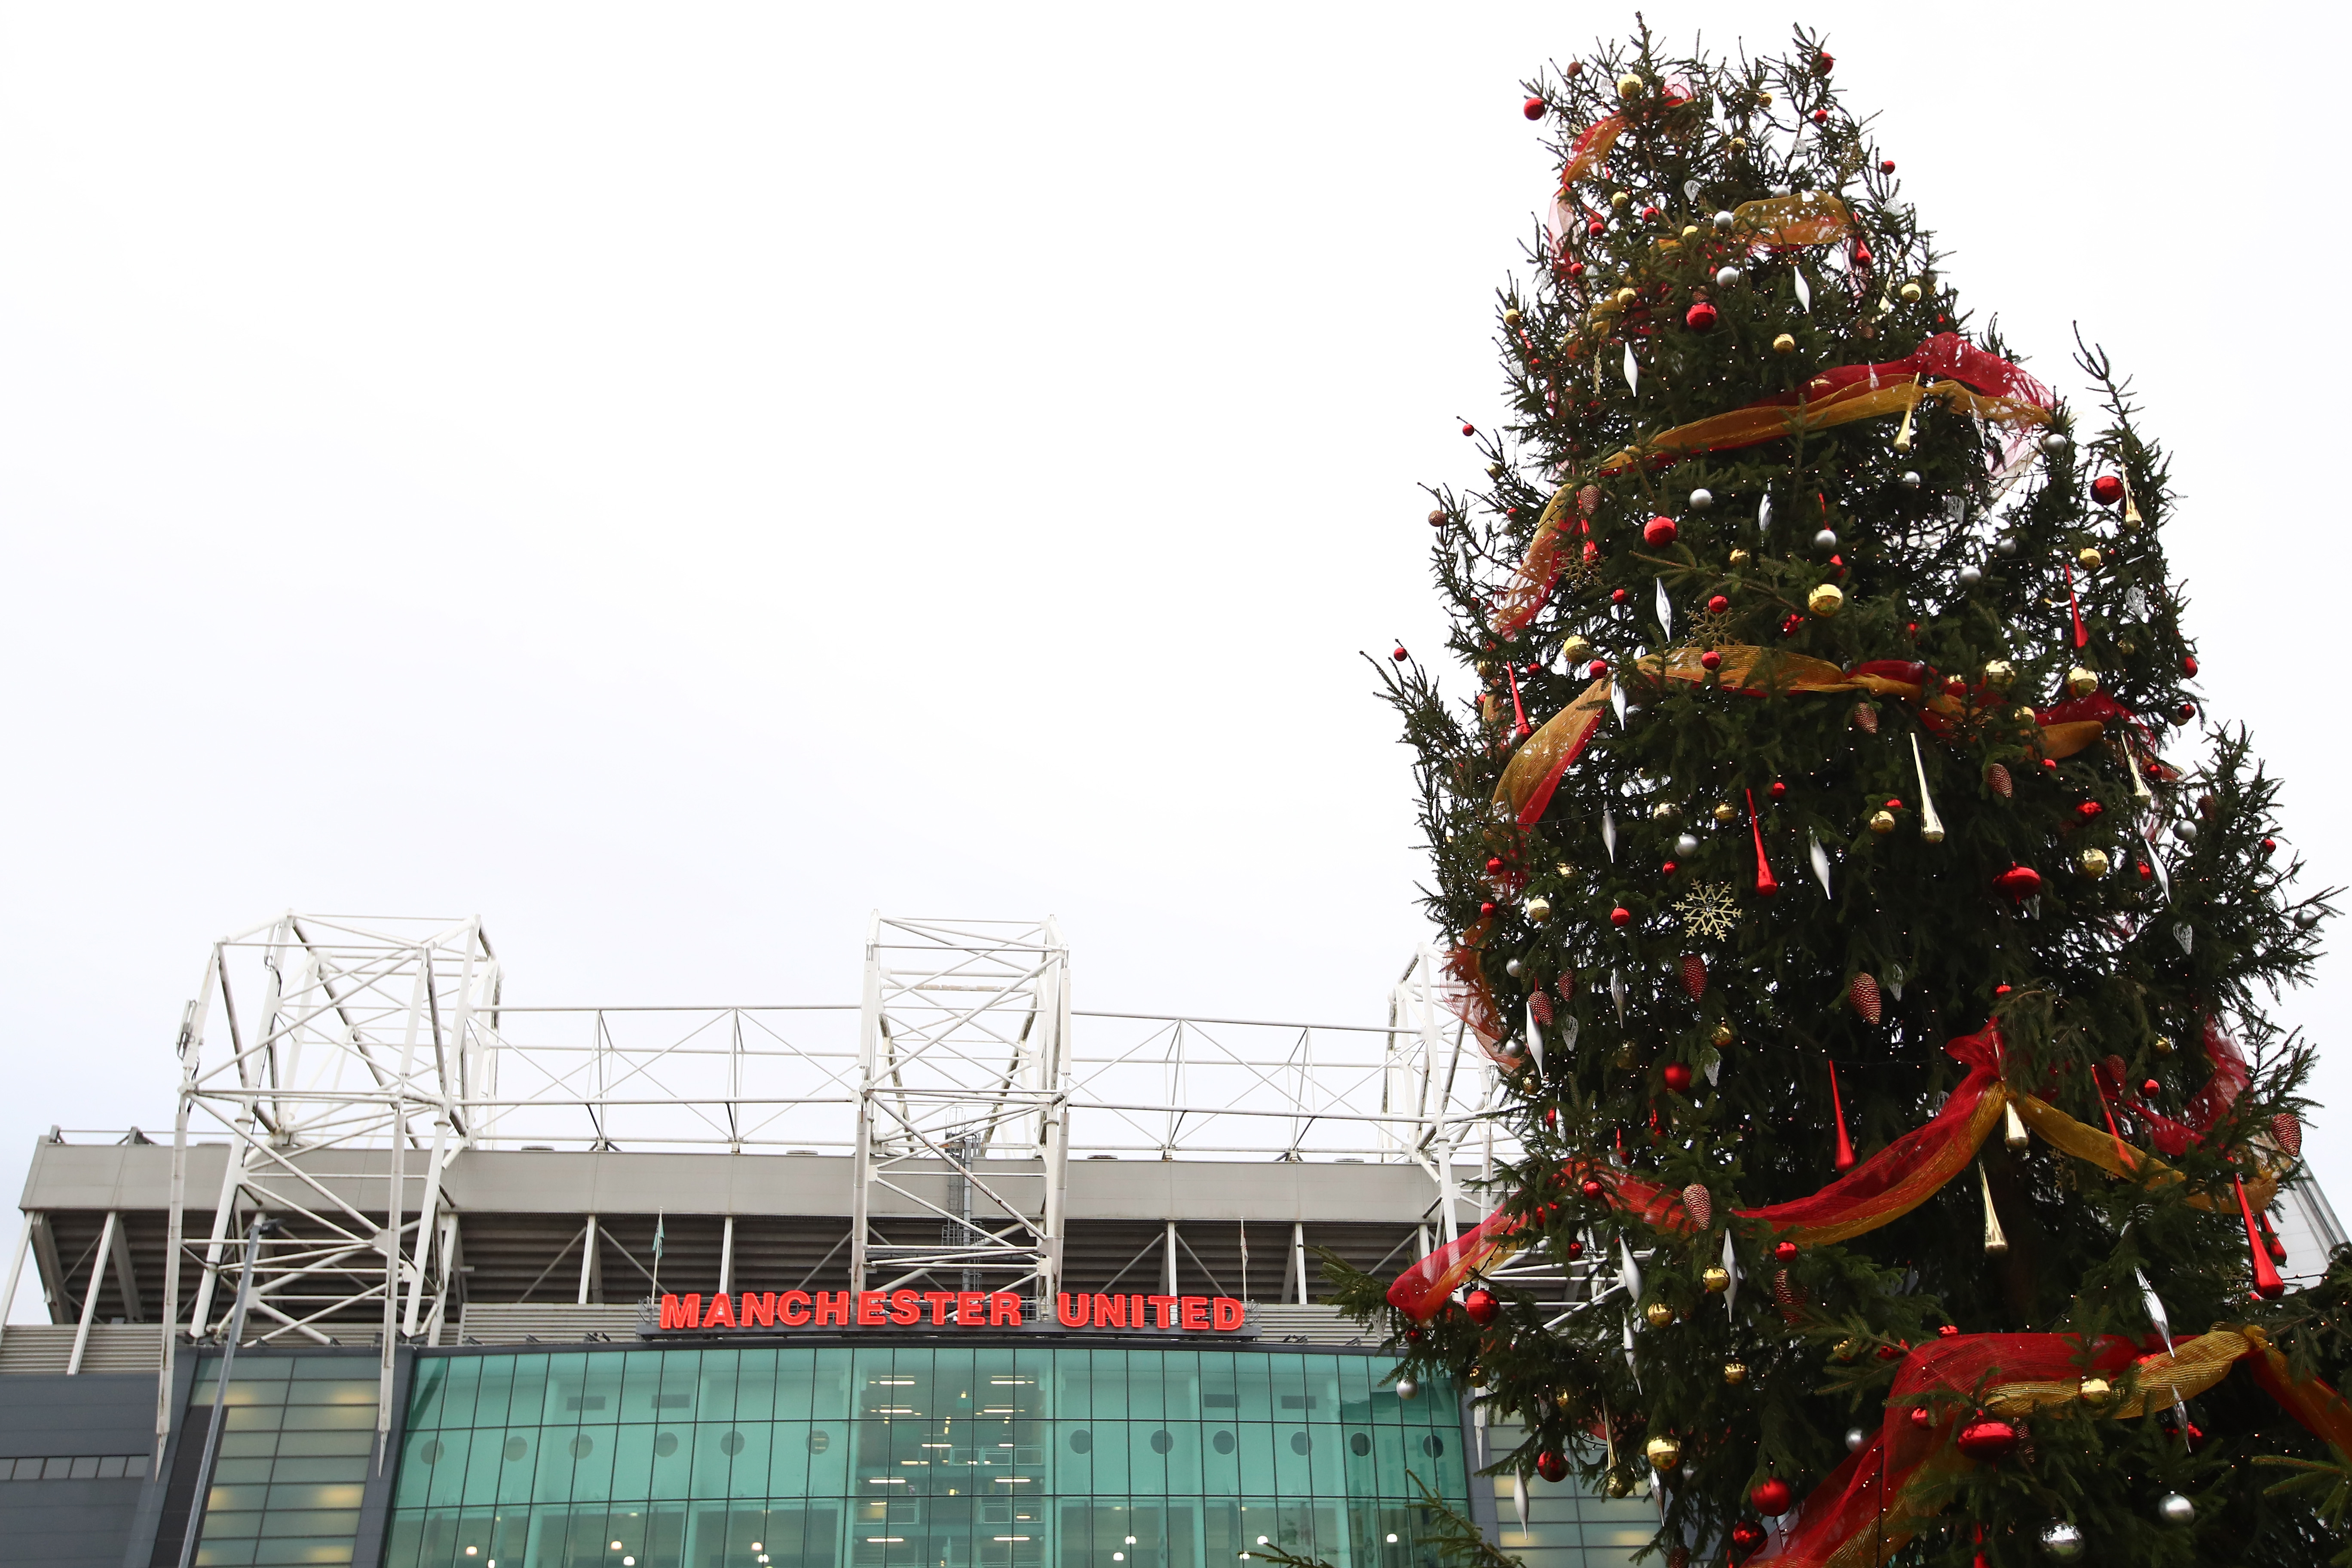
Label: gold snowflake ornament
xmin=1675 ymin=880 xmax=1740 ymax=941
xmin=1684 ymin=608 xmax=1737 ymax=650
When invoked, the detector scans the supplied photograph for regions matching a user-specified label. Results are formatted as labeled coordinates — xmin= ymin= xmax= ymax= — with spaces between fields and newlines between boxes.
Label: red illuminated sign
xmin=653 ymin=1290 xmax=1249 ymax=1333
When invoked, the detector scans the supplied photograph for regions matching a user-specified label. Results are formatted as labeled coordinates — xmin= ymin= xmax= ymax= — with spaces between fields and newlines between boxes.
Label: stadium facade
xmin=0 ymin=914 xmax=2339 ymax=1568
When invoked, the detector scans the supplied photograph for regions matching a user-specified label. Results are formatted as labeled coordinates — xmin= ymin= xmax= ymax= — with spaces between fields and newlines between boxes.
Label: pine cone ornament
xmin=1679 ymin=954 xmax=1708 ymax=1000
xmin=1850 ymin=702 xmax=1879 ymax=735
xmin=1576 ymin=484 xmax=1601 ymax=516
xmin=1771 ymin=1269 xmax=1807 ymax=1324
xmin=1848 ymin=972 xmax=1882 ymax=1024
xmin=1681 ymin=1182 xmax=1713 ymax=1229
xmin=1556 ymin=972 xmax=1576 ymax=1004
xmin=1986 ymin=762 xmax=2013 ymax=800
xmin=1529 ymin=991 xmax=1555 ymax=1026
xmin=2272 ymin=1111 xmax=2303 ymax=1159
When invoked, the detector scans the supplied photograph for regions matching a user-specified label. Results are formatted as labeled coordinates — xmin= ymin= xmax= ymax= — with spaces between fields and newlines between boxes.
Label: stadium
xmin=0 ymin=913 xmax=2339 ymax=1568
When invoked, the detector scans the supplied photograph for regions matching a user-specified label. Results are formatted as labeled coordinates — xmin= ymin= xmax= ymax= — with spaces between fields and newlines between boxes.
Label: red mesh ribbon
xmin=2117 ymin=1016 xmax=2252 ymax=1157
xmin=1759 ymin=1326 xmax=2352 ymax=1567
xmin=1556 ymin=88 xmax=1691 ymax=189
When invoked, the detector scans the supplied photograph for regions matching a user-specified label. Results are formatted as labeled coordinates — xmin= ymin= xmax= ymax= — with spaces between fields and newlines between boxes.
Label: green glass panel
xmin=608 ymin=1424 xmax=657 ymax=1504
xmin=407 ymin=1360 xmax=448 ymax=1433
xmin=567 ymin=1427 xmax=618 ymax=1504
xmin=620 ymin=1349 xmax=670 ymax=1424
xmin=424 ymin=1430 xmax=471 ymax=1510
xmin=1230 ymin=1357 xmax=1271 ymax=1424
xmin=1087 ymin=1351 xmax=1128 ymax=1421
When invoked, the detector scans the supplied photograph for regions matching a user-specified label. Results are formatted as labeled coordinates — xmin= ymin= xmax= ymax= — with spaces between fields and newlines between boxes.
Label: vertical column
xmin=719 ymin=1216 xmax=736 ymax=1297
xmin=1290 ymin=1223 xmax=1308 ymax=1306
xmin=67 ymin=1212 xmax=118 ymax=1375
xmin=0 ymin=1210 xmax=34 ymax=1356
xmin=1162 ymin=1222 xmax=1178 ymax=1297
xmin=578 ymin=1217 xmax=600 ymax=1305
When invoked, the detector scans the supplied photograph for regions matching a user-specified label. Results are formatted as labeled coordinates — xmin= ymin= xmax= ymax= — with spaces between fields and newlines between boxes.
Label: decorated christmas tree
xmin=1341 ymin=24 xmax=2352 ymax=1568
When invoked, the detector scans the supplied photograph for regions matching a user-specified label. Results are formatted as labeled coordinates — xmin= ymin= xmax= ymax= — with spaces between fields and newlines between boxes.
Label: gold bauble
xmin=1981 ymin=659 xmax=2014 ymax=687
xmin=1644 ymin=1436 xmax=1682 ymax=1472
xmin=1832 ymin=1338 xmax=1857 ymax=1361
xmin=2154 ymin=1034 xmax=2175 ymax=1057
xmin=2065 ymin=665 xmax=2099 ymax=696
xmin=1502 ymin=308 xmax=1522 ymax=328
xmin=1651 ymin=800 xmax=1680 ymax=822
xmin=1899 ymin=282 xmax=1923 ymax=304
xmin=1465 ymin=1363 xmax=1485 ymax=1387
xmin=1617 ymin=74 xmax=1644 ymax=101
xmin=2077 ymin=546 xmax=2103 ymax=570
xmin=1869 ymin=809 xmax=1897 ymax=836
xmin=1729 ymin=136 xmax=1748 ymax=152
xmin=1807 ymin=582 xmax=1845 ymax=617
xmin=1476 ymin=660 xmax=1495 ymax=677
xmin=1610 ymin=190 xmax=1632 ymax=210
xmin=1701 ymin=1267 xmax=1731 ymax=1294
xmin=1614 ymin=287 xmax=1638 ymax=309
xmin=1681 ymin=224 xmax=1700 ymax=239
xmin=2078 ymin=1376 xmax=2113 ymax=1406
xmin=2012 ymin=705 xmax=2039 ymax=724
xmin=1772 ymin=332 xmax=1798 ymax=355
xmin=1562 ymin=634 xmax=1594 ymax=664
xmin=1713 ymin=802 xmax=1737 ymax=824
xmin=1711 ymin=1021 xmax=1735 ymax=1047
xmin=1643 ymin=1301 xmax=1675 ymax=1327
xmin=1728 ymin=548 xmax=1752 ymax=566
xmin=1757 ymin=89 xmax=1774 ymax=107
xmin=2078 ymin=848 xmax=2110 ymax=879
xmin=2117 ymin=639 xmax=2137 ymax=655
xmin=1604 ymin=1470 xmax=1635 ymax=1498
xmin=1525 ymin=895 xmax=1554 ymax=924
xmin=1722 ymin=1360 xmax=1749 ymax=1386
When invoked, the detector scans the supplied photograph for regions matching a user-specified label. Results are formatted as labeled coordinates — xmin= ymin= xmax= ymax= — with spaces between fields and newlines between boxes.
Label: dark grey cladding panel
xmin=0 ymin=1372 xmax=155 ymax=1454
xmin=21 ymin=1142 xmax=1448 ymax=1225
xmin=0 ymin=1480 xmax=148 ymax=1568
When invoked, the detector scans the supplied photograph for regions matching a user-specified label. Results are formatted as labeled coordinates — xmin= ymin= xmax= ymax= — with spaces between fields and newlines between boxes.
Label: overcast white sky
xmin=3 ymin=3 xmax=2347 ymax=1315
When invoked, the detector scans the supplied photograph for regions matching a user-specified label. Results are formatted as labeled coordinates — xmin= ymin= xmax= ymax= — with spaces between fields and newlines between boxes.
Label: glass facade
xmin=189 ymin=1354 xmax=383 ymax=1566
xmin=386 ymin=1345 xmax=1464 ymax=1568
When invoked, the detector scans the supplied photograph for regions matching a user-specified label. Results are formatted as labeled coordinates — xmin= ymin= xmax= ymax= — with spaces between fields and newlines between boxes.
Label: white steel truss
xmin=162 ymin=913 xmax=498 ymax=1460
xmin=848 ymin=916 xmax=1072 ymax=1298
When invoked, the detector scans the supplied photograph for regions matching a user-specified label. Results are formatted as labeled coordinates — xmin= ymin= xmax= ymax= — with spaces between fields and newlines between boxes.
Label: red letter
xmin=779 ymin=1291 xmax=813 ymax=1327
xmin=924 ymin=1291 xmax=957 ymax=1325
xmin=660 ymin=1294 xmax=702 ymax=1330
xmin=1148 ymin=1294 xmax=1179 ymax=1328
xmin=815 ymin=1291 xmax=852 ymax=1326
xmin=1057 ymin=1293 xmax=1090 ymax=1327
xmin=990 ymin=1292 xmax=1022 ymax=1326
xmin=956 ymin=1291 xmax=986 ymax=1326
xmin=889 ymin=1289 xmax=922 ymax=1326
xmin=1131 ymin=1295 xmax=1146 ymax=1327
xmin=703 ymin=1292 xmax=738 ymax=1329
xmin=857 ymin=1292 xmax=888 ymax=1326
xmin=1180 ymin=1296 xmax=1209 ymax=1330
xmin=742 ymin=1291 xmax=776 ymax=1328
xmin=1213 ymin=1297 xmax=1245 ymax=1331
xmin=1092 ymin=1294 xmax=1126 ymax=1328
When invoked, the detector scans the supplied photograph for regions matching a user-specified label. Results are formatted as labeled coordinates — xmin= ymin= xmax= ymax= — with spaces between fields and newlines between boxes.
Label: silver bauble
xmin=1899 ymin=471 xmax=1922 ymax=490
xmin=1994 ymin=536 xmax=2020 ymax=557
xmin=2156 ymin=1491 xmax=2195 ymax=1527
xmin=1714 ymin=263 xmax=1742 ymax=288
xmin=1813 ymin=528 xmax=1839 ymax=553
xmin=2172 ymin=820 xmax=2198 ymax=842
xmin=2296 ymin=908 xmax=2321 ymax=929
xmin=1675 ymin=833 xmax=1701 ymax=857
xmin=1844 ymin=1427 xmax=1868 ymax=1452
xmin=1957 ymin=565 xmax=1984 ymax=588
xmin=1394 ymin=1377 xmax=1418 ymax=1401
xmin=2040 ymin=432 xmax=2072 ymax=457
xmin=1504 ymin=958 xmax=1524 ymax=979
xmin=1712 ymin=210 xmax=1736 ymax=233
xmin=2038 ymin=1522 xmax=2085 ymax=1562
xmin=1689 ymin=487 xmax=1714 ymax=511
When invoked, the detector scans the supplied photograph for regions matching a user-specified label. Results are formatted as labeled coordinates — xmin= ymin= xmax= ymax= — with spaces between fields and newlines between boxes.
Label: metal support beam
xmin=0 ymin=1213 xmax=30 ymax=1354
xmin=68 ymin=1211 xmax=117 ymax=1375
xmin=718 ymin=1216 xmax=735 ymax=1297
xmin=578 ymin=1216 xmax=600 ymax=1305
xmin=1290 ymin=1222 xmax=1308 ymax=1305
xmin=1162 ymin=1222 xmax=1178 ymax=1297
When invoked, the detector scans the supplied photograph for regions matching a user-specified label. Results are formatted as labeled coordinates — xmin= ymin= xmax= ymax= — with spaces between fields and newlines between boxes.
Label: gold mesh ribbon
xmin=1600 ymin=379 xmax=2047 ymax=474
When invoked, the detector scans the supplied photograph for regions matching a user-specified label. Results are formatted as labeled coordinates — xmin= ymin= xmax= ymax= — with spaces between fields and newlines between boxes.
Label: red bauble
xmin=1706 ymin=594 xmax=1730 ymax=614
xmin=1660 ymin=860 xmax=1678 ymax=876
xmin=1810 ymin=108 xmax=1829 ymax=125
xmin=1751 ymin=1478 xmax=1793 ymax=1515
xmin=2184 ymin=654 xmax=2199 ymax=676
xmin=2076 ymin=801 xmax=2103 ymax=821
xmin=1612 ymin=588 xmax=1630 ymax=604
xmin=2141 ymin=1078 xmax=2160 ymax=1097
xmin=1460 ymin=423 xmax=1476 ymax=437
xmin=1995 ymin=865 xmax=2043 ymax=903
xmin=2177 ymin=702 xmax=2197 ymax=722
xmin=1391 ymin=646 xmax=1409 ymax=662
xmin=1588 ymin=658 xmax=1609 ymax=677
xmin=1485 ymin=857 xmax=1504 ymax=874
xmin=1955 ymin=1418 xmax=2019 ymax=1462
xmin=1770 ymin=781 xmax=1787 ymax=799
xmin=2091 ymin=475 xmax=2125 ymax=506
xmin=1566 ymin=260 xmax=1586 ymax=279
xmin=2137 ymin=861 xmax=2154 ymax=881
xmin=1936 ymin=1324 xmax=1959 ymax=1338
xmin=1907 ymin=1406 xmax=1930 ymax=1427
xmin=1679 ymin=954 xmax=1708 ymax=999
xmin=1729 ymin=1520 xmax=1767 ymax=1555
xmin=1586 ymin=217 xmax=1605 ymax=237
xmin=1879 ymin=158 xmax=1895 ymax=173
xmin=2263 ymin=836 xmax=2278 ymax=856
xmin=1580 ymin=1177 xmax=1606 ymax=1199
xmin=1523 ymin=96 xmax=1547 ymax=120
xmin=1479 ymin=902 xmax=1497 ymax=918
xmin=1773 ymin=1240 xmax=1799 ymax=1262
xmin=1779 ymin=613 xmax=1805 ymax=637
xmin=1639 ymin=205 xmax=1660 ymax=221
xmin=1700 ymin=650 xmax=1723 ymax=671
xmin=1663 ymin=1063 xmax=1693 ymax=1093
xmin=1609 ymin=906 xmax=1632 ymax=927
xmin=1685 ymin=301 xmax=1718 ymax=332
xmin=1535 ymin=1449 xmax=1569 ymax=1482
xmin=1464 ymin=1287 xmax=1499 ymax=1326
xmin=1643 ymin=515 xmax=1680 ymax=546
xmin=1404 ymin=1327 xmax=1423 ymax=1344
xmin=1817 ymin=51 xmax=1834 ymax=70
xmin=1848 ymin=972 xmax=1883 ymax=1025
